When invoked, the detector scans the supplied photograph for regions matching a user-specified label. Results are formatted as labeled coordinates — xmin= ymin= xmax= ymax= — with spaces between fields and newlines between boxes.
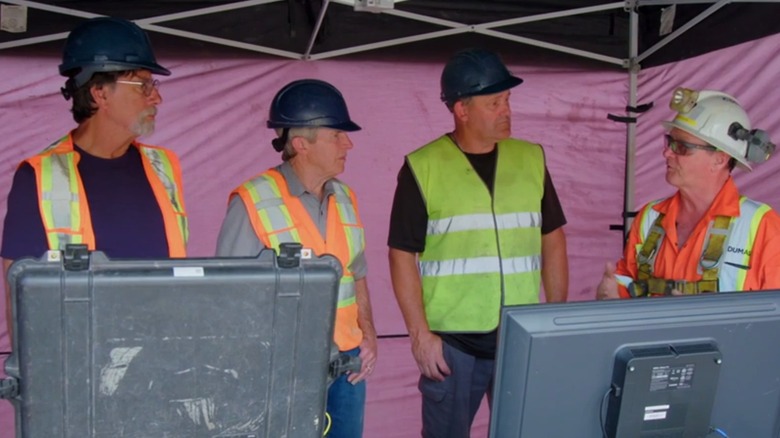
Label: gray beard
xmin=132 ymin=108 xmax=157 ymax=137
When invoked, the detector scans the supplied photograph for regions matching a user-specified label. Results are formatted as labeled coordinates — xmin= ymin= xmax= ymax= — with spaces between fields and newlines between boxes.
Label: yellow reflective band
xmin=427 ymin=212 xmax=541 ymax=235
xmin=339 ymin=209 xmax=360 ymax=260
xmin=333 ymin=184 xmax=362 ymax=263
xmin=246 ymin=182 xmax=275 ymax=234
xmin=738 ymin=201 xmax=771 ymax=289
xmin=247 ymin=176 xmax=301 ymax=251
xmin=337 ymin=277 xmax=356 ymax=308
xmin=66 ymin=155 xmax=81 ymax=231
xmin=337 ymin=296 xmax=356 ymax=308
xmin=674 ymin=114 xmax=696 ymax=127
xmin=40 ymin=158 xmax=55 ymax=232
xmin=420 ymin=255 xmax=540 ymax=277
xmin=141 ymin=148 xmax=188 ymax=243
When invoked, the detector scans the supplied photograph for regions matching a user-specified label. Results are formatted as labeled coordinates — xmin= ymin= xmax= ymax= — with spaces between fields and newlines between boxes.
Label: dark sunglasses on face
xmin=664 ymin=134 xmax=717 ymax=156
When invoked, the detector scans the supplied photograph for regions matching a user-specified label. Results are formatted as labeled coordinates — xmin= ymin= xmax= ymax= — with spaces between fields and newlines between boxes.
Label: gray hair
xmin=276 ymin=127 xmax=318 ymax=161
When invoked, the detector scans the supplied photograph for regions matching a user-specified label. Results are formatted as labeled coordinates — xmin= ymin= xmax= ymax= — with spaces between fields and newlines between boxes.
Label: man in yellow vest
xmin=216 ymin=79 xmax=378 ymax=438
xmin=2 ymin=17 xmax=188 ymax=336
xmin=388 ymin=48 xmax=569 ymax=437
xmin=597 ymin=88 xmax=780 ymax=299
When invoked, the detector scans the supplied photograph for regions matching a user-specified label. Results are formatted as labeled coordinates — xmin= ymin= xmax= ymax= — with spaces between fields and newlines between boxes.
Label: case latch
xmin=329 ymin=352 xmax=362 ymax=379
xmin=277 ymin=242 xmax=303 ymax=268
xmin=63 ymin=244 xmax=90 ymax=271
xmin=0 ymin=377 xmax=19 ymax=399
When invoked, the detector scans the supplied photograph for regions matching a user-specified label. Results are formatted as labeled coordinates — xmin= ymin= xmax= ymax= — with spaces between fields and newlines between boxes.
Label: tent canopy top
xmin=1 ymin=0 xmax=780 ymax=68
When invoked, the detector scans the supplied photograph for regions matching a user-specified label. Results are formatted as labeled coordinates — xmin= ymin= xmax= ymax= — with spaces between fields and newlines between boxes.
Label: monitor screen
xmin=489 ymin=291 xmax=780 ymax=438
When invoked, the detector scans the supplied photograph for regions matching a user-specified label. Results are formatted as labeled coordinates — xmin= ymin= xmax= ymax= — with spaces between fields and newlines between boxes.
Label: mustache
xmin=140 ymin=107 xmax=158 ymax=118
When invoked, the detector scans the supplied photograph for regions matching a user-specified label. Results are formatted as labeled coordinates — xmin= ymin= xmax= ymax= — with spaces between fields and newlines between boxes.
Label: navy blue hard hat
xmin=267 ymin=79 xmax=361 ymax=132
xmin=440 ymin=48 xmax=523 ymax=106
xmin=59 ymin=17 xmax=170 ymax=87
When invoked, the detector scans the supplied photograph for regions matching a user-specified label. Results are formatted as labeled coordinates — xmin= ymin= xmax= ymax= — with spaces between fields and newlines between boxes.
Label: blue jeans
xmin=418 ymin=341 xmax=494 ymax=438
xmin=326 ymin=347 xmax=366 ymax=438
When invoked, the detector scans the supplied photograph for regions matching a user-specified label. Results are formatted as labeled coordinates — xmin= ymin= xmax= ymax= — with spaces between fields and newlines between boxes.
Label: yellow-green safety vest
xmin=407 ymin=135 xmax=545 ymax=332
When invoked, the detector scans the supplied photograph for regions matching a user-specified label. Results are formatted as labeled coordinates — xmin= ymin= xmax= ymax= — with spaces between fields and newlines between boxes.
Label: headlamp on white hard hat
xmin=663 ymin=87 xmax=776 ymax=170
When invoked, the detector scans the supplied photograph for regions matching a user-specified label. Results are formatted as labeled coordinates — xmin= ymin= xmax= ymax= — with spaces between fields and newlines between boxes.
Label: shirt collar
xmin=655 ymin=176 xmax=741 ymax=219
xmin=276 ymin=161 xmax=336 ymax=199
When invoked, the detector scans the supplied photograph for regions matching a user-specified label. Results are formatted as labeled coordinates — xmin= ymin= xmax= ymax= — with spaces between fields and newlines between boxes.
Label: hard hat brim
xmin=472 ymin=75 xmax=523 ymax=97
xmin=63 ymin=61 xmax=171 ymax=77
xmin=442 ymin=75 xmax=523 ymax=104
xmin=267 ymin=120 xmax=362 ymax=132
xmin=329 ymin=120 xmax=361 ymax=132
xmin=61 ymin=61 xmax=171 ymax=88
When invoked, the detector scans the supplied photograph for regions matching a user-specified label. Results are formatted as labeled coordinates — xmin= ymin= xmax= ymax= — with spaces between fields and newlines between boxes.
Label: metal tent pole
xmin=624 ymin=2 xmax=640 ymax=241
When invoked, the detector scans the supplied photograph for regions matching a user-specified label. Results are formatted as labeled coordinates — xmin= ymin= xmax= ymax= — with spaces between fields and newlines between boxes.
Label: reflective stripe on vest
xmin=140 ymin=147 xmax=189 ymax=250
xmin=629 ymin=196 xmax=769 ymax=293
xmin=26 ymin=133 xmax=188 ymax=256
xmin=233 ymin=169 xmax=364 ymax=349
xmin=39 ymin=149 xmax=88 ymax=249
xmin=420 ymin=255 xmax=541 ymax=277
xmin=407 ymin=135 xmax=544 ymax=332
xmin=427 ymin=212 xmax=541 ymax=235
xmin=725 ymin=198 xmax=770 ymax=290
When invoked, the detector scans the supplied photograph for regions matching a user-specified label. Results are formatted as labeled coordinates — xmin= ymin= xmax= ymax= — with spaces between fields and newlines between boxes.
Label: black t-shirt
xmin=387 ymin=144 xmax=566 ymax=359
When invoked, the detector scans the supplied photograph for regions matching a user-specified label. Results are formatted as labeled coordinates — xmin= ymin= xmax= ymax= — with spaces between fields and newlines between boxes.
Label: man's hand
xmin=411 ymin=330 xmax=450 ymax=382
xmin=596 ymin=262 xmax=620 ymax=300
xmin=348 ymin=332 xmax=378 ymax=385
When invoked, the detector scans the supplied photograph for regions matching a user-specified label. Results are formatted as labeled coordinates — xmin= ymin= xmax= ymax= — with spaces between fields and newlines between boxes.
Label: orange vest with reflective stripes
xmin=24 ymin=133 xmax=188 ymax=257
xmin=232 ymin=168 xmax=364 ymax=351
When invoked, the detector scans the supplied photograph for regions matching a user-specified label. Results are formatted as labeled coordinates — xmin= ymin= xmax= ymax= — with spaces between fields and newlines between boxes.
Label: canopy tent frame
xmin=1 ymin=0 xmax=778 ymax=235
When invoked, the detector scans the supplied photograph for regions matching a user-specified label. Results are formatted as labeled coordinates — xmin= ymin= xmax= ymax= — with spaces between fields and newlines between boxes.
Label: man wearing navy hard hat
xmin=2 ymin=17 xmax=188 ymax=335
xmin=216 ymin=79 xmax=378 ymax=438
xmin=388 ymin=48 xmax=569 ymax=437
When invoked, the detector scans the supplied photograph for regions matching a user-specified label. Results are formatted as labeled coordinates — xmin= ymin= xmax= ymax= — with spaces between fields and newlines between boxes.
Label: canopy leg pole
xmin=623 ymin=5 xmax=640 ymax=243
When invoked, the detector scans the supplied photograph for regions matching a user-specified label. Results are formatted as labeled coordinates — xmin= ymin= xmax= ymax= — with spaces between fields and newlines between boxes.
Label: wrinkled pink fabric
xmin=1 ymin=31 xmax=779 ymax=437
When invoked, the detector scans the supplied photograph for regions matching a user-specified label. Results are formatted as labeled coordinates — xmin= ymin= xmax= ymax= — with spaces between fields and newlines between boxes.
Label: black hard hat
xmin=440 ymin=48 xmax=523 ymax=107
xmin=59 ymin=17 xmax=170 ymax=87
xmin=267 ymin=79 xmax=361 ymax=132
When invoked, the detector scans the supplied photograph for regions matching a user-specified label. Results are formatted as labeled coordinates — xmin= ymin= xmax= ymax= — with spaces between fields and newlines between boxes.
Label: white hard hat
xmin=662 ymin=89 xmax=753 ymax=170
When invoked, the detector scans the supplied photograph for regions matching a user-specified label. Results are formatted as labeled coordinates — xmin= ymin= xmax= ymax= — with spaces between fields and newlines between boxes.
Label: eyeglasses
xmin=116 ymin=79 xmax=161 ymax=97
xmin=664 ymin=134 xmax=717 ymax=156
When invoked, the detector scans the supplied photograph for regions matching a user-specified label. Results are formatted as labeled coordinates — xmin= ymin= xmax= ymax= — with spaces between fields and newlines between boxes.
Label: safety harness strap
xmin=699 ymin=215 xmax=732 ymax=280
xmin=629 ymin=278 xmax=720 ymax=297
xmin=633 ymin=213 xmax=733 ymax=297
xmin=636 ymin=214 xmax=666 ymax=281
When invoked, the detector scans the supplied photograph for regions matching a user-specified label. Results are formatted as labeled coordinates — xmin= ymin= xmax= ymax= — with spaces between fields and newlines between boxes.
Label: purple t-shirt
xmin=1 ymin=144 xmax=169 ymax=260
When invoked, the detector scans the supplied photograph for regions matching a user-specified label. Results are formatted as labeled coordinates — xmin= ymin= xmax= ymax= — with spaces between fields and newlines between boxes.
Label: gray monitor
xmin=489 ymin=292 xmax=780 ymax=438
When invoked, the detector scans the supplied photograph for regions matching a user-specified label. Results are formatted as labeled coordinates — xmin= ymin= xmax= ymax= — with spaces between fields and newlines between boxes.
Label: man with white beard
xmin=1 ymin=17 xmax=189 ymax=335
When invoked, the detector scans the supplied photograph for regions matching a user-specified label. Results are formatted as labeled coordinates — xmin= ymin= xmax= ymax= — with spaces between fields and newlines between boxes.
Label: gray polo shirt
xmin=215 ymin=161 xmax=367 ymax=279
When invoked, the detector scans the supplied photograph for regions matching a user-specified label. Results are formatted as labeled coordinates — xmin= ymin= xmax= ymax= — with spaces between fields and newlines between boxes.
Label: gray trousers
xmin=418 ymin=341 xmax=495 ymax=438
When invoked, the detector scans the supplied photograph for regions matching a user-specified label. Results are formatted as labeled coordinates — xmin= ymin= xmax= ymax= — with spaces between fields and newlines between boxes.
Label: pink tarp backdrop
xmin=1 ymin=30 xmax=779 ymax=437
xmin=634 ymin=35 xmax=780 ymax=210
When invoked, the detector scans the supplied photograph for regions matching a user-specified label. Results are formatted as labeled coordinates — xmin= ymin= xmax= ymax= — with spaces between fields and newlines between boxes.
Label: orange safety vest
xmin=615 ymin=178 xmax=780 ymax=297
xmin=232 ymin=168 xmax=364 ymax=351
xmin=24 ymin=132 xmax=188 ymax=257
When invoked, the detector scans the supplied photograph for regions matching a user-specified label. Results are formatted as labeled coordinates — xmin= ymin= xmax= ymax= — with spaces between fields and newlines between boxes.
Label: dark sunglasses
xmin=664 ymin=134 xmax=717 ymax=156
